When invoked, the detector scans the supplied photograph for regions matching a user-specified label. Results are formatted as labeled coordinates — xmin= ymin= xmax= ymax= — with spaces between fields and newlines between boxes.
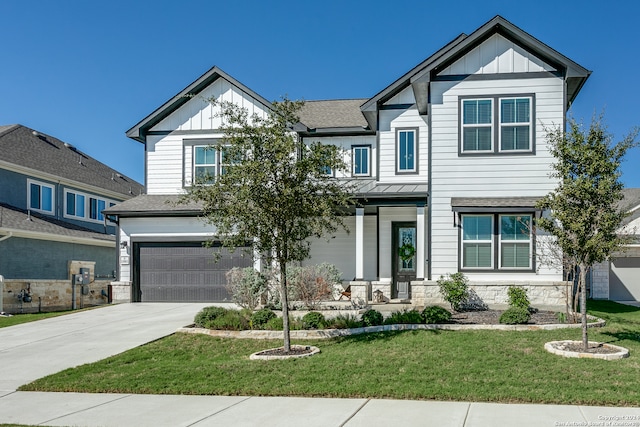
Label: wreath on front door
xmin=398 ymin=243 xmax=416 ymax=262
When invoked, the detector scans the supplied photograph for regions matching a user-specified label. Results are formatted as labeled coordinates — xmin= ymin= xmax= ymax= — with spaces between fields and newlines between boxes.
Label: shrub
xmin=499 ymin=307 xmax=531 ymax=325
xmin=438 ymin=272 xmax=470 ymax=312
xmin=250 ymin=308 xmax=276 ymax=329
xmin=326 ymin=313 xmax=362 ymax=329
xmin=507 ymin=286 xmax=530 ymax=310
xmin=225 ymin=267 xmax=268 ymax=310
xmin=264 ymin=316 xmax=284 ymax=330
xmin=422 ymin=306 xmax=452 ymax=324
xmin=194 ymin=306 xmax=228 ymax=328
xmin=361 ymin=309 xmax=384 ymax=326
xmin=208 ymin=309 xmax=250 ymax=330
xmin=384 ymin=309 xmax=423 ymax=325
xmin=302 ymin=311 xmax=326 ymax=329
xmin=289 ymin=263 xmax=342 ymax=309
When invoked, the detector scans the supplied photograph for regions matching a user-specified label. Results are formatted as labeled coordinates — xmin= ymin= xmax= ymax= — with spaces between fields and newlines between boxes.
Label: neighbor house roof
xmin=103 ymin=194 xmax=203 ymax=217
xmin=0 ymin=125 xmax=144 ymax=198
xmin=297 ymin=99 xmax=370 ymax=133
xmin=0 ymin=203 xmax=114 ymax=247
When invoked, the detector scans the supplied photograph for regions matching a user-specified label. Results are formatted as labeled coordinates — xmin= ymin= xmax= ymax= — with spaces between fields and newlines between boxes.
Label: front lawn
xmin=19 ymin=300 xmax=640 ymax=406
xmin=0 ymin=311 xmax=75 ymax=328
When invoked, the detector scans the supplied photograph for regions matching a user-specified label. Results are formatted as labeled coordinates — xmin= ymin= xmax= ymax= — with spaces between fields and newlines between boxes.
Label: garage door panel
xmin=610 ymin=257 xmax=640 ymax=301
xmin=137 ymin=242 xmax=252 ymax=302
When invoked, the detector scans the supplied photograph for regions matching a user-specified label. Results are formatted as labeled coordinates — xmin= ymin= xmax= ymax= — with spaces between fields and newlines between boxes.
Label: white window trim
xmin=461 ymin=99 xmax=494 ymax=153
xmin=193 ymin=145 xmax=218 ymax=184
xmin=27 ymin=179 xmax=55 ymax=215
xmin=352 ymin=145 xmax=371 ymax=177
xmin=498 ymin=96 xmax=533 ymax=153
xmin=64 ymin=189 xmax=86 ymax=220
xmin=461 ymin=214 xmax=494 ymax=270
xmin=397 ymin=129 xmax=417 ymax=173
xmin=498 ymin=214 xmax=532 ymax=270
xmin=63 ymin=188 xmax=115 ymax=224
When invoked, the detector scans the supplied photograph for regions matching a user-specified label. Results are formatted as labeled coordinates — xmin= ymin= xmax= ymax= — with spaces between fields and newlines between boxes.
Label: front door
xmin=392 ymin=222 xmax=417 ymax=300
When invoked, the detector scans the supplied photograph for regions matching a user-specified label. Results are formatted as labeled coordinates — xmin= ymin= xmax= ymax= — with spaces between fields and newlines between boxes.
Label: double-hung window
xmin=28 ymin=179 xmax=54 ymax=215
xmin=461 ymin=215 xmax=493 ymax=269
xmin=397 ymin=129 xmax=417 ymax=173
xmin=352 ymin=145 xmax=370 ymax=177
xmin=65 ymin=191 xmax=85 ymax=218
xmin=461 ymin=95 xmax=534 ymax=154
xmin=499 ymin=214 xmax=532 ymax=269
xmin=193 ymin=146 xmax=217 ymax=184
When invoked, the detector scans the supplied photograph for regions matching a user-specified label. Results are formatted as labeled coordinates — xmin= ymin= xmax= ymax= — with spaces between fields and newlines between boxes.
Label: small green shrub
xmin=264 ymin=316 xmax=284 ymax=330
xmin=326 ymin=313 xmax=362 ymax=329
xmin=422 ymin=306 xmax=452 ymax=324
xmin=209 ymin=310 xmax=250 ymax=330
xmin=361 ymin=309 xmax=384 ymax=326
xmin=499 ymin=307 xmax=531 ymax=325
xmin=438 ymin=272 xmax=470 ymax=312
xmin=194 ymin=306 xmax=228 ymax=328
xmin=302 ymin=311 xmax=326 ymax=329
xmin=250 ymin=308 xmax=276 ymax=329
xmin=384 ymin=309 xmax=423 ymax=325
xmin=225 ymin=267 xmax=268 ymax=310
xmin=507 ymin=286 xmax=530 ymax=310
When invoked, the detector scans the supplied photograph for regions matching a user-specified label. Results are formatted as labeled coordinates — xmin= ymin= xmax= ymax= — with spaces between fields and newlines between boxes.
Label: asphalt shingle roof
xmin=298 ymin=99 xmax=369 ymax=130
xmin=451 ymin=197 xmax=541 ymax=208
xmin=103 ymin=194 xmax=203 ymax=216
xmin=0 ymin=125 xmax=144 ymax=198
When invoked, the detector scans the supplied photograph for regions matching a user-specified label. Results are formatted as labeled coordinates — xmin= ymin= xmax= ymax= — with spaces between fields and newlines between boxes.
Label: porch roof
xmin=353 ymin=179 xmax=428 ymax=201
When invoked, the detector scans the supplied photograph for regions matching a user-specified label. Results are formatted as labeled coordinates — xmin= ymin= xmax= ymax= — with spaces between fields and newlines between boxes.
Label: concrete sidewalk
xmin=1 ymin=391 xmax=639 ymax=427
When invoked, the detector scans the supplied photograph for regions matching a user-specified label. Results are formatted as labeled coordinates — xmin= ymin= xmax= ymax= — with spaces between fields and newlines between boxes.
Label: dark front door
xmin=392 ymin=222 xmax=417 ymax=300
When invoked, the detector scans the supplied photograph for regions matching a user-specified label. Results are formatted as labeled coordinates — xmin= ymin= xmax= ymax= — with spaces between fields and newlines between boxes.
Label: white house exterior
xmin=106 ymin=16 xmax=591 ymax=308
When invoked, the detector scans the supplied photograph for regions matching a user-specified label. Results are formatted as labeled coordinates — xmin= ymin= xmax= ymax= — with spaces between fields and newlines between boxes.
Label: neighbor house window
xmin=461 ymin=215 xmax=493 ymax=269
xmin=65 ymin=191 xmax=85 ymax=218
xmin=460 ymin=95 xmax=534 ymax=155
xmin=500 ymin=97 xmax=532 ymax=151
xmin=462 ymin=99 xmax=493 ymax=152
xmin=352 ymin=145 xmax=370 ymax=176
xmin=499 ymin=214 xmax=532 ymax=269
xmin=28 ymin=180 xmax=54 ymax=214
xmin=397 ymin=129 xmax=417 ymax=173
xmin=193 ymin=146 xmax=217 ymax=184
xmin=89 ymin=197 xmax=107 ymax=221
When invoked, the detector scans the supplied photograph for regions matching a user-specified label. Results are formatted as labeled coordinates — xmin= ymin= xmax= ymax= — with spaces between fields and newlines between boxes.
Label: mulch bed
xmin=451 ymin=309 xmax=563 ymax=325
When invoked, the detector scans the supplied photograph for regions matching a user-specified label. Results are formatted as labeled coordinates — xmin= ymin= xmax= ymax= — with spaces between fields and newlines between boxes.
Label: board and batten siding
xmin=304 ymin=216 xmax=377 ymax=281
xmin=302 ymin=135 xmax=377 ymax=178
xmin=429 ymin=76 xmax=564 ymax=281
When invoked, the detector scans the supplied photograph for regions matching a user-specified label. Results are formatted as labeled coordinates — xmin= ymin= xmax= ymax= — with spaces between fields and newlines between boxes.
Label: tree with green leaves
xmin=184 ymin=98 xmax=356 ymax=352
xmin=536 ymin=115 xmax=637 ymax=350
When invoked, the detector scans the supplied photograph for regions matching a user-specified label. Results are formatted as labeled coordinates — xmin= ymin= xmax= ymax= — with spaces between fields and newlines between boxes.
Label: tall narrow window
xmin=461 ymin=215 xmax=493 ymax=268
xmin=352 ymin=146 xmax=370 ymax=176
xmin=194 ymin=146 xmax=217 ymax=184
xmin=397 ymin=129 xmax=417 ymax=173
xmin=500 ymin=97 xmax=531 ymax=151
xmin=500 ymin=215 xmax=532 ymax=268
xmin=90 ymin=197 xmax=106 ymax=221
xmin=28 ymin=180 xmax=54 ymax=214
xmin=462 ymin=99 xmax=493 ymax=152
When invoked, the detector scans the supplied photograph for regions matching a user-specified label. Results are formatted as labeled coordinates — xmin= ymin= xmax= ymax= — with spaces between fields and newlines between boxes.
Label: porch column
xmin=355 ymin=207 xmax=364 ymax=280
xmin=416 ymin=206 xmax=425 ymax=280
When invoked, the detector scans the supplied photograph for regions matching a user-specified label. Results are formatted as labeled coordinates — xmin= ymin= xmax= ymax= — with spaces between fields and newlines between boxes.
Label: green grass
xmin=0 ymin=306 xmax=105 ymax=328
xmin=19 ymin=300 xmax=640 ymax=406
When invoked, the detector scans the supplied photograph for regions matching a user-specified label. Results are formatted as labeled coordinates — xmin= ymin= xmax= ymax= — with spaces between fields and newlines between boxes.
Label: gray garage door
xmin=136 ymin=242 xmax=252 ymax=302
xmin=609 ymin=257 xmax=640 ymax=301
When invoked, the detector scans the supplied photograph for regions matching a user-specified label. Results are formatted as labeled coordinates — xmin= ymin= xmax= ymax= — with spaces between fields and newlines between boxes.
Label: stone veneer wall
xmin=109 ymin=281 xmax=132 ymax=303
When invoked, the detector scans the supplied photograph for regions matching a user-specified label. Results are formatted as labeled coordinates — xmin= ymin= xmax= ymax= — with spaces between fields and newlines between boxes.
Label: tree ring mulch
xmin=250 ymin=345 xmax=320 ymax=360
xmin=545 ymin=340 xmax=629 ymax=360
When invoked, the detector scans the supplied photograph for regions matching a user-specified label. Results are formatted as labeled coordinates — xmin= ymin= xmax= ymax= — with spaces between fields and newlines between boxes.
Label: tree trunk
xmin=579 ymin=263 xmax=588 ymax=351
xmin=279 ymin=261 xmax=291 ymax=353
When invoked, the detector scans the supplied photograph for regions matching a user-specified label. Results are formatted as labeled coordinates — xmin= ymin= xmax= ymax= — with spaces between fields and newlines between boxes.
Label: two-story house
xmin=0 ymin=124 xmax=144 ymax=281
xmin=106 ymin=16 xmax=590 ymax=307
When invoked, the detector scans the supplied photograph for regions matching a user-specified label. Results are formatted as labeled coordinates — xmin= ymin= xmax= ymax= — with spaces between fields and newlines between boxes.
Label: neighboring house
xmin=591 ymin=189 xmax=640 ymax=302
xmin=0 ymin=124 xmax=144 ymax=280
xmin=106 ymin=16 xmax=591 ymax=307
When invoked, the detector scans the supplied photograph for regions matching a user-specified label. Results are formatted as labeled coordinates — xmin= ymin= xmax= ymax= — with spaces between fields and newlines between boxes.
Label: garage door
xmin=135 ymin=242 xmax=252 ymax=302
xmin=609 ymin=257 xmax=640 ymax=301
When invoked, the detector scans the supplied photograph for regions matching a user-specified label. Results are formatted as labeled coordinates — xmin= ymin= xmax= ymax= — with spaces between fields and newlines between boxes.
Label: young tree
xmin=536 ymin=115 xmax=637 ymax=350
xmin=184 ymin=98 xmax=355 ymax=352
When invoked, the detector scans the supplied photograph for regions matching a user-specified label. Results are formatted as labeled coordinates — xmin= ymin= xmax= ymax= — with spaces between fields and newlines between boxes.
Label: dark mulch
xmin=451 ymin=309 xmax=562 ymax=325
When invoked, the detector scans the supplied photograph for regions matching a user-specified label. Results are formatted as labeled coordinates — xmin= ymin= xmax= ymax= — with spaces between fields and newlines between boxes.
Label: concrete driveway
xmin=0 ymin=303 xmax=209 ymax=391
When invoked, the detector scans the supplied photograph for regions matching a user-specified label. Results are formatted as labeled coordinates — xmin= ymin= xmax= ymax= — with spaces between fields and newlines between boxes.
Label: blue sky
xmin=1 ymin=0 xmax=638 ymax=187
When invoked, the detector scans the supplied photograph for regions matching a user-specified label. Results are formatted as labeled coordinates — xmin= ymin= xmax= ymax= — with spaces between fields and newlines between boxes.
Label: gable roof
xmin=0 ymin=125 xmax=144 ymax=199
xmin=297 ymin=99 xmax=370 ymax=132
xmin=126 ymin=66 xmax=273 ymax=143
xmin=361 ymin=15 xmax=591 ymax=130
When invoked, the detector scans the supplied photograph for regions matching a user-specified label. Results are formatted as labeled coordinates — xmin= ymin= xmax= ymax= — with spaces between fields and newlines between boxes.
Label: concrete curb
xmin=177 ymin=316 xmax=606 ymax=340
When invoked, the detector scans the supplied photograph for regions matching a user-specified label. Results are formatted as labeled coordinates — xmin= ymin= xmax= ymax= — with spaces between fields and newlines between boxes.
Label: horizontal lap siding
xmin=303 ymin=135 xmax=377 ymax=179
xmin=430 ymin=77 xmax=563 ymax=281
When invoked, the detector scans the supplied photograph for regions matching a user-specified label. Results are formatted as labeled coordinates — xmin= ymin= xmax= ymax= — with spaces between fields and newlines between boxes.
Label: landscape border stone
xmin=544 ymin=340 xmax=630 ymax=360
xmin=249 ymin=345 xmax=320 ymax=360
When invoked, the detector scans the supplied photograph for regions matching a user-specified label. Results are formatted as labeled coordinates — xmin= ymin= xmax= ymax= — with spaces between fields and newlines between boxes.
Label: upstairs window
xmin=65 ymin=191 xmax=85 ymax=218
xmin=462 ymin=99 xmax=493 ymax=152
xmin=28 ymin=180 xmax=54 ymax=215
xmin=397 ymin=129 xmax=417 ymax=173
xmin=194 ymin=146 xmax=217 ymax=184
xmin=89 ymin=197 xmax=106 ymax=221
xmin=352 ymin=145 xmax=370 ymax=177
xmin=500 ymin=97 xmax=532 ymax=151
